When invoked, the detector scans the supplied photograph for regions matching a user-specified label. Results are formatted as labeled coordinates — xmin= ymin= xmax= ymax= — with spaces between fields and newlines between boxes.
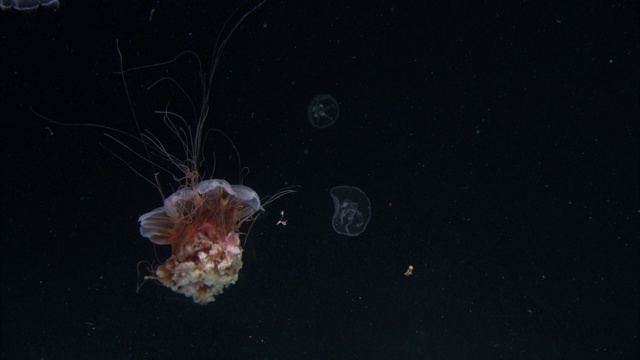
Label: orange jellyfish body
xmin=139 ymin=179 xmax=261 ymax=304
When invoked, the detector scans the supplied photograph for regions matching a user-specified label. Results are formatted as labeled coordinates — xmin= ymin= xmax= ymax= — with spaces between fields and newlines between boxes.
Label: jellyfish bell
xmin=139 ymin=179 xmax=262 ymax=304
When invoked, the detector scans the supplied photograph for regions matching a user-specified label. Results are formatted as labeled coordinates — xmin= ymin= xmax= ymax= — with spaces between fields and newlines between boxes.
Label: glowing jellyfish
xmin=330 ymin=186 xmax=371 ymax=236
xmin=139 ymin=179 xmax=261 ymax=304
xmin=0 ymin=0 xmax=59 ymax=10
xmin=308 ymin=94 xmax=339 ymax=129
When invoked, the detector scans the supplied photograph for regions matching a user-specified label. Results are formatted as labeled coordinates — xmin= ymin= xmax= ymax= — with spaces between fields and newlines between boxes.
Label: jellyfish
xmin=96 ymin=2 xmax=296 ymax=305
xmin=0 ymin=0 xmax=59 ymax=10
xmin=308 ymin=94 xmax=339 ymax=129
xmin=330 ymin=186 xmax=371 ymax=236
xmin=126 ymin=2 xmax=293 ymax=304
xmin=139 ymin=179 xmax=261 ymax=304
xmin=32 ymin=1 xmax=287 ymax=305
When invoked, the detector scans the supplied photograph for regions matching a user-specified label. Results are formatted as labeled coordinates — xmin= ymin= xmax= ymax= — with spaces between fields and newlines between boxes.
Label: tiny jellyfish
xmin=330 ymin=186 xmax=371 ymax=236
xmin=308 ymin=94 xmax=339 ymax=129
xmin=0 ymin=0 xmax=59 ymax=10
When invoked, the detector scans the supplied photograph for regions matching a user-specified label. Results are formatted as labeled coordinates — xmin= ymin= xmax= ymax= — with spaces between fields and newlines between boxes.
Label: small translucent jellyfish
xmin=330 ymin=186 xmax=371 ymax=236
xmin=308 ymin=94 xmax=339 ymax=129
xmin=0 ymin=0 xmax=59 ymax=10
xmin=139 ymin=179 xmax=262 ymax=304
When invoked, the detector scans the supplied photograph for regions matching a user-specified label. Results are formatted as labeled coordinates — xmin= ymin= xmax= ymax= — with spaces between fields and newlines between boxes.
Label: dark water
xmin=2 ymin=1 xmax=638 ymax=358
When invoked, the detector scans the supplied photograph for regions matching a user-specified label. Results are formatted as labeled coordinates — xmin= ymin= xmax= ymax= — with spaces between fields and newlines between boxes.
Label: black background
xmin=1 ymin=1 xmax=638 ymax=358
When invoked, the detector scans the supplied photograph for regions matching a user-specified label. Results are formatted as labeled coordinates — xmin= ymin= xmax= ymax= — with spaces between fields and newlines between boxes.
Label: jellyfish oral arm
xmin=155 ymin=228 xmax=244 ymax=304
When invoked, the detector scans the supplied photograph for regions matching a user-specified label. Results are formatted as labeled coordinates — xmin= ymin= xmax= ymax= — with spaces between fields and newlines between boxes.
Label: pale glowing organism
xmin=0 ymin=0 xmax=58 ymax=10
xmin=330 ymin=186 xmax=371 ymax=236
xmin=308 ymin=94 xmax=339 ymax=129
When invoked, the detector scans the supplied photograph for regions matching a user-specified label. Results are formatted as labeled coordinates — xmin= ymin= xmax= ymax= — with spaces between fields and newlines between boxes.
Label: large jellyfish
xmin=124 ymin=2 xmax=286 ymax=304
xmin=139 ymin=180 xmax=261 ymax=304
xmin=31 ymin=1 xmax=283 ymax=305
